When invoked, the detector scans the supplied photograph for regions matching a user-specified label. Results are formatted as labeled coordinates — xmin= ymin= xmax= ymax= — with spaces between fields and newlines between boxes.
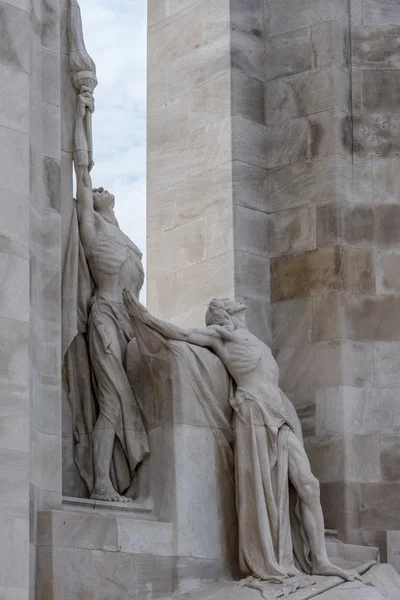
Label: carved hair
xmin=205 ymin=298 xmax=231 ymax=327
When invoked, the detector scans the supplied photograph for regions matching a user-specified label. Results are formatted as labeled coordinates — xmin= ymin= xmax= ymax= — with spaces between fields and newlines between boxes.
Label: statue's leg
xmin=287 ymin=431 xmax=361 ymax=582
xmin=91 ymin=414 xmax=125 ymax=502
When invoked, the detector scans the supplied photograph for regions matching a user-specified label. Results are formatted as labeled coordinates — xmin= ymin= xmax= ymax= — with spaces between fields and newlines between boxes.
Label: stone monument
xmin=1 ymin=0 xmax=400 ymax=599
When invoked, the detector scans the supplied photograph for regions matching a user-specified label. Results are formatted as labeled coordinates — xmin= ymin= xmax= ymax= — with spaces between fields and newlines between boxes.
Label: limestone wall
xmin=0 ymin=0 xmax=63 ymax=598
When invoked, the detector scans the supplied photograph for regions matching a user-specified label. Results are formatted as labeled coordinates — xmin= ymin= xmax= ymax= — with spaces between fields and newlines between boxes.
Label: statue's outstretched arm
xmin=123 ymin=289 xmax=218 ymax=349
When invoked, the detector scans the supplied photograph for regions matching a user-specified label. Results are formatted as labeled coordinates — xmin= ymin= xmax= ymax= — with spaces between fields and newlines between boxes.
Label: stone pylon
xmin=147 ymin=0 xmax=400 ymax=559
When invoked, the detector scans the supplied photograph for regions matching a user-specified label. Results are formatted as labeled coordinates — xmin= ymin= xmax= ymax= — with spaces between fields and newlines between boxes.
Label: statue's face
xmin=93 ymin=187 xmax=115 ymax=212
xmin=224 ymin=298 xmax=247 ymax=315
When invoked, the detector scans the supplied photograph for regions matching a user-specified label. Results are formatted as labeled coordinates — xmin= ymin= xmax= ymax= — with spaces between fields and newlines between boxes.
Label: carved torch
xmin=68 ymin=0 xmax=98 ymax=170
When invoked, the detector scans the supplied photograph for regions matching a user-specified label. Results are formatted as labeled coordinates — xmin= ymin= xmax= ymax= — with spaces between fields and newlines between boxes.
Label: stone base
xmin=158 ymin=564 xmax=400 ymax=600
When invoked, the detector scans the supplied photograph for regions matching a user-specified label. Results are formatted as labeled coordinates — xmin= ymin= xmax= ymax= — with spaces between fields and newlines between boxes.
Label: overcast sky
xmin=79 ymin=0 xmax=148 ymax=279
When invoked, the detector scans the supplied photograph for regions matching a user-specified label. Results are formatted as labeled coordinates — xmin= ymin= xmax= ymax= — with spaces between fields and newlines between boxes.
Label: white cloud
xmin=79 ymin=0 xmax=148 ymax=289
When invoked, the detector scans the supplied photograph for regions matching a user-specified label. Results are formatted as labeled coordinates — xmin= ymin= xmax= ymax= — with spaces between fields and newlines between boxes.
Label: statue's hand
xmin=77 ymin=89 xmax=95 ymax=118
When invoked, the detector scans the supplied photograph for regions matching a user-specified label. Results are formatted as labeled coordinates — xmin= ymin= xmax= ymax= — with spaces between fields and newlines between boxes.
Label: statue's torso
xmin=85 ymin=214 xmax=144 ymax=302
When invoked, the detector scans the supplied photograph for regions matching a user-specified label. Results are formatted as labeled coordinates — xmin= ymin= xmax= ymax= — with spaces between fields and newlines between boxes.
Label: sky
xmin=79 ymin=0 xmax=148 ymax=278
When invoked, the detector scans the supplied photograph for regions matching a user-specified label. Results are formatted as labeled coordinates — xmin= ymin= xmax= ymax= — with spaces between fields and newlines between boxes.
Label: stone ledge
xmin=62 ymin=495 xmax=155 ymax=519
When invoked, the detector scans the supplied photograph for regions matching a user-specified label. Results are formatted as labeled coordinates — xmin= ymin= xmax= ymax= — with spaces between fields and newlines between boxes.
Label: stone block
xmin=376 ymin=250 xmax=400 ymax=294
xmin=202 ymin=0 xmax=230 ymax=42
xmin=360 ymin=483 xmax=400 ymax=530
xmin=206 ymin=207 xmax=233 ymax=259
xmin=320 ymin=481 xmax=361 ymax=537
xmin=269 ymin=205 xmax=316 ymax=257
xmin=148 ymin=95 xmax=189 ymax=152
xmin=0 ymin=63 xmax=29 ymax=133
xmin=231 ymin=0 xmax=263 ymax=36
xmin=148 ymin=0 xmax=166 ymax=26
xmin=168 ymin=32 xmax=230 ymax=99
xmin=37 ymin=510 xmax=117 ymax=551
xmin=232 ymin=116 xmax=267 ymax=169
xmin=231 ymin=29 xmax=265 ymax=81
xmin=167 ymin=0 xmax=197 ymax=18
xmin=271 ymin=246 xmax=374 ymax=302
xmin=41 ymin=102 xmax=61 ymax=160
xmin=311 ymin=21 xmax=349 ymax=69
xmin=265 ymin=67 xmax=350 ymax=123
xmin=204 ymin=117 xmax=232 ymax=170
xmin=41 ymin=47 xmax=60 ymax=107
xmin=62 ymin=432 xmax=87 ymax=499
xmin=266 ymin=0 xmax=347 ymax=37
xmin=30 ymin=426 xmax=61 ymax=493
xmin=361 ymin=71 xmax=400 ymax=114
xmin=0 ymin=412 xmax=28 ymax=454
xmin=363 ymin=563 xmax=400 ymax=600
xmin=30 ymin=312 xmax=61 ymax=379
xmin=147 ymin=64 xmax=169 ymax=110
xmin=0 ymin=3 xmax=29 ymax=72
xmin=387 ymin=531 xmax=400 ymax=575
xmin=0 ymin=449 xmax=28 ymax=521
xmin=265 ymin=30 xmax=312 ymax=81
xmin=266 ymin=117 xmax=309 ymax=168
xmin=374 ymin=342 xmax=400 ymax=387
xmin=30 ymin=204 xmax=61 ymax=269
xmin=353 ymin=157 xmax=374 ymax=204
xmin=148 ymin=3 xmax=202 ymax=68
xmin=271 ymin=298 xmax=312 ymax=349
xmin=31 ymin=369 xmax=60 ymax=436
xmin=231 ymin=71 xmax=265 ymax=124
xmin=29 ymin=255 xmax=61 ymax=324
xmin=363 ymin=0 xmax=400 ymax=26
xmin=0 ymin=189 xmax=29 ymax=259
xmin=233 ymin=205 xmax=269 ymax=258
xmin=309 ymin=109 xmax=351 ymax=159
xmin=147 ymin=218 xmax=207 ymax=279
xmin=0 ymin=517 xmax=29 ymax=588
xmin=147 ymin=129 xmax=206 ymax=195
xmin=316 ymin=203 xmax=375 ymax=248
xmin=147 ymin=270 xmax=182 ymax=319
xmin=41 ymin=0 xmax=60 ymax=53
xmin=0 ymin=253 xmax=28 ymax=323
xmin=0 ymin=125 xmax=29 ymax=196
xmin=234 ymin=251 xmax=270 ymax=300
xmin=268 ymin=155 xmax=352 ymax=212
xmin=117 ymin=519 xmax=173 ymax=556
xmin=179 ymin=253 xmax=234 ymax=315
xmin=232 ymin=161 xmax=267 ymax=213
xmin=188 ymin=72 xmax=231 ymax=132
xmin=376 ymin=204 xmax=400 ymax=248
xmin=0 ymin=317 xmax=29 ymax=386
xmin=239 ymin=296 xmax=271 ymax=346
xmin=380 ymin=436 xmax=400 ymax=482
xmin=276 ymin=339 xmax=374 ymax=393
xmin=352 ymin=26 xmax=400 ymax=69
xmin=37 ymin=546 xmax=140 ymax=600
xmin=373 ymin=159 xmax=400 ymax=203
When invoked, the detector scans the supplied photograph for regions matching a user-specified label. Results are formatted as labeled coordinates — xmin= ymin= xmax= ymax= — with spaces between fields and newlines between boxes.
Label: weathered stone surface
xmin=376 ymin=250 xmax=400 ymax=294
xmin=380 ymin=436 xmax=400 ymax=482
xmin=363 ymin=563 xmax=400 ymax=600
xmin=232 ymin=161 xmax=267 ymax=212
xmin=265 ymin=30 xmax=312 ymax=81
xmin=0 ymin=63 xmax=29 ymax=134
xmin=0 ymin=3 xmax=29 ymax=71
xmin=269 ymin=205 xmax=316 ymax=257
xmin=271 ymin=298 xmax=312 ymax=349
xmin=316 ymin=204 xmax=375 ymax=248
xmin=233 ymin=205 xmax=269 ymax=258
xmin=360 ymin=483 xmax=400 ymax=530
xmin=309 ymin=109 xmax=351 ymax=159
xmin=231 ymin=71 xmax=265 ymax=124
xmin=0 ymin=253 xmax=29 ymax=323
xmin=265 ymin=67 xmax=350 ymax=123
xmin=148 ymin=95 xmax=189 ymax=151
xmin=149 ymin=3 xmax=203 ymax=68
xmin=265 ymin=0 xmax=347 ymax=37
xmin=271 ymin=246 xmax=374 ymax=302
xmin=266 ymin=117 xmax=309 ymax=168
xmin=361 ymin=71 xmax=400 ymax=115
xmin=376 ymin=205 xmax=400 ymax=248
xmin=0 ymin=517 xmax=29 ymax=589
xmin=374 ymin=342 xmax=400 ymax=387
xmin=41 ymin=0 xmax=59 ymax=53
xmin=0 ymin=126 xmax=29 ymax=196
xmin=363 ymin=0 xmax=400 ymax=26
xmin=352 ymin=26 xmax=400 ymax=69
xmin=373 ymin=159 xmax=400 ymax=203
xmin=311 ymin=21 xmax=349 ymax=69
xmin=268 ymin=156 xmax=352 ymax=212
xmin=234 ymin=251 xmax=269 ymax=299
xmin=231 ymin=29 xmax=265 ymax=81
xmin=188 ymin=72 xmax=231 ymax=131
xmin=232 ymin=116 xmax=266 ymax=168
xmin=207 ymin=207 xmax=233 ymax=259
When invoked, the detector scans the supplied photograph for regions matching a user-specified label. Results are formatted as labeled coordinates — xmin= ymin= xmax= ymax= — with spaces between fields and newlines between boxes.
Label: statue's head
xmin=93 ymin=187 xmax=115 ymax=212
xmin=205 ymin=298 xmax=247 ymax=330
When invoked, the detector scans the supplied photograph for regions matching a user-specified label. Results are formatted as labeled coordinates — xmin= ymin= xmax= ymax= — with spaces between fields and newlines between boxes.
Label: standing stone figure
xmin=63 ymin=88 xmax=149 ymax=502
xmin=123 ymin=291 xmax=361 ymax=589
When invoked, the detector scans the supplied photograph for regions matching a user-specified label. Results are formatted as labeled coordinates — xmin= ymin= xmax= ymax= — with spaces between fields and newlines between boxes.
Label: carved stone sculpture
xmin=123 ymin=291 xmax=362 ymax=594
xmin=62 ymin=1 xmax=149 ymax=502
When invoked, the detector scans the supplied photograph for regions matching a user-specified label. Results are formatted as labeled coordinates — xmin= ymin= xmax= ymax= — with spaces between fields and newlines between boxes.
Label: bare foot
xmin=91 ymin=484 xmax=133 ymax=503
xmin=312 ymin=561 xmax=362 ymax=582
